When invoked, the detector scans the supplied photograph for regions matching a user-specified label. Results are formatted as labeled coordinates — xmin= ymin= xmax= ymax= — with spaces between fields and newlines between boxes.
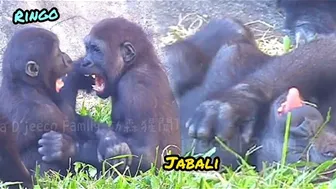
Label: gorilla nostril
xmin=82 ymin=60 xmax=94 ymax=68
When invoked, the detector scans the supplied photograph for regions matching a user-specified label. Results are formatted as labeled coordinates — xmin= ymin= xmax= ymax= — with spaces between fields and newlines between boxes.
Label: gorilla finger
xmin=112 ymin=159 xmax=124 ymax=170
xmin=114 ymin=143 xmax=129 ymax=156
xmin=97 ymin=151 xmax=103 ymax=162
xmin=48 ymin=151 xmax=63 ymax=161
xmin=120 ymin=143 xmax=132 ymax=165
xmin=215 ymin=116 xmax=235 ymax=142
xmin=295 ymin=25 xmax=317 ymax=46
xmin=38 ymin=147 xmax=48 ymax=156
xmin=38 ymin=146 xmax=61 ymax=156
xmin=118 ymin=158 xmax=130 ymax=171
xmin=120 ymin=142 xmax=132 ymax=154
xmin=42 ymin=131 xmax=63 ymax=139
xmin=240 ymin=119 xmax=255 ymax=143
xmin=187 ymin=109 xmax=206 ymax=138
xmin=41 ymin=155 xmax=59 ymax=162
xmin=39 ymin=135 xmax=63 ymax=143
xmin=38 ymin=139 xmax=62 ymax=148
xmin=127 ymin=156 xmax=132 ymax=166
xmin=196 ymin=110 xmax=217 ymax=140
xmin=40 ymin=150 xmax=63 ymax=162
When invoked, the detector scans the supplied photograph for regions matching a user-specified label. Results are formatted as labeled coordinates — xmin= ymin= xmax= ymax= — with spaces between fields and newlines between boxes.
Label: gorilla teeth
xmin=84 ymin=74 xmax=90 ymax=77
xmin=92 ymin=84 xmax=105 ymax=92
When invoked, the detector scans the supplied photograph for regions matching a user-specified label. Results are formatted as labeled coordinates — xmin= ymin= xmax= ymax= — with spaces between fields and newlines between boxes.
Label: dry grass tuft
xmin=161 ymin=13 xmax=209 ymax=45
xmin=256 ymin=35 xmax=285 ymax=56
xmin=161 ymin=13 xmax=287 ymax=56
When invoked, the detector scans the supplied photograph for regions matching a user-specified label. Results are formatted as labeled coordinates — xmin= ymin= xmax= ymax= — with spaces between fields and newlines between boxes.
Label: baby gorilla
xmin=79 ymin=17 xmax=181 ymax=175
xmin=0 ymin=26 xmax=77 ymax=179
xmin=253 ymin=88 xmax=335 ymax=170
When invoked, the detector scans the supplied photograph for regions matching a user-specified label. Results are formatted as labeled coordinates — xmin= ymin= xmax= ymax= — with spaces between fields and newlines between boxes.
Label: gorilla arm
xmin=58 ymin=58 xmax=94 ymax=112
xmin=38 ymin=116 xmax=107 ymax=169
xmin=96 ymin=72 xmax=165 ymax=174
xmin=38 ymin=61 xmax=107 ymax=168
xmin=10 ymin=101 xmax=79 ymax=174
xmin=187 ymin=36 xmax=336 ymax=146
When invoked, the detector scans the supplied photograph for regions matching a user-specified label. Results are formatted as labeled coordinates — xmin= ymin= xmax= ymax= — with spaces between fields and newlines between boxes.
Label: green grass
xmin=2 ymin=100 xmax=336 ymax=189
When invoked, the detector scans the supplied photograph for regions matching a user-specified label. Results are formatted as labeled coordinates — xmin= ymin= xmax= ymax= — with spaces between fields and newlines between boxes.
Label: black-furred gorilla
xmin=252 ymin=88 xmax=336 ymax=170
xmin=164 ymin=18 xmax=272 ymax=169
xmin=185 ymin=31 xmax=336 ymax=169
xmin=0 ymin=27 xmax=105 ymax=188
xmin=165 ymin=17 xmax=336 ymax=169
xmin=277 ymin=0 xmax=336 ymax=44
xmin=39 ymin=17 xmax=181 ymax=175
xmin=0 ymin=27 xmax=81 ymax=183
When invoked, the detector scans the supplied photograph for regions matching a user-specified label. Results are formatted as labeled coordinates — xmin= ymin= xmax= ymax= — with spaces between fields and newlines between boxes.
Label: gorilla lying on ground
xmin=185 ymin=30 xmax=336 ymax=170
xmin=253 ymin=87 xmax=336 ymax=170
xmin=163 ymin=18 xmax=271 ymax=169
xmin=38 ymin=17 xmax=181 ymax=176
xmin=165 ymin=17 xmax=336 ymax=170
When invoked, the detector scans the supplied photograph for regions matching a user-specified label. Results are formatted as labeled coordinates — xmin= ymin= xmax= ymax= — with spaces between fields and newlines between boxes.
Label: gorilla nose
xmin=82 ymin=59 xmax=94 ymax=68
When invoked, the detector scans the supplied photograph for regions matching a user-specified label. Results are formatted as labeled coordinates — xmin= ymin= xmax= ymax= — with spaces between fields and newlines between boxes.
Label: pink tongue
xmin=55 ymin=78 xmax=64 ymax=93
xmin=94 ymin=76 xmax=104 ymax=92
xmin=277 ymin=87 xmax=303 ymax=115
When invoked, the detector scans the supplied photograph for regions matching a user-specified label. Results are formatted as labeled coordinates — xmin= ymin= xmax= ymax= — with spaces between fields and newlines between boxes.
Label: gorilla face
xmin=81 ymin=32 xmax=137 ymax=99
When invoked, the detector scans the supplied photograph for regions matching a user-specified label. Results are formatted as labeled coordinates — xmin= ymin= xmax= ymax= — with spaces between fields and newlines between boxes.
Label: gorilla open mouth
xmin=277 ymin=87 xmax=303 ymax=116
xmin=92 ymin=74 xmax=105 ymax=93
xmin=55 ymin=74 xmax=68 ymax=93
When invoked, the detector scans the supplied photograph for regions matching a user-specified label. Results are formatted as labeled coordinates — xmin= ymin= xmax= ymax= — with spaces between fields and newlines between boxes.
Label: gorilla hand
xmin=96 ymin=128 xmax=132 ymax=172
xmin=69 ymin=58 xmax=95 ymax=93
xmin=38 ymin=131 xmax=76 ymax=165
xmin=186 ymin=84 xmax=263 ymax=145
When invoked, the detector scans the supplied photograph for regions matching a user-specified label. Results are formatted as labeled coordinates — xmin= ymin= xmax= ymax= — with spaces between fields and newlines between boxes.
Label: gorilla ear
xmin=25 ymin=61 xmax=39 ymax=77
xmin=121 ymin=42 xmax=136 ymax=64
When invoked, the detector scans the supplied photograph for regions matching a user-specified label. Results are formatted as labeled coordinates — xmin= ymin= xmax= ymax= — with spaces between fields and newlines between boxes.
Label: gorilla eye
xmin=92 ymin=45 xmax=101 ymax=53
xmin=323 ymin=151 xmax=335 ymax=157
